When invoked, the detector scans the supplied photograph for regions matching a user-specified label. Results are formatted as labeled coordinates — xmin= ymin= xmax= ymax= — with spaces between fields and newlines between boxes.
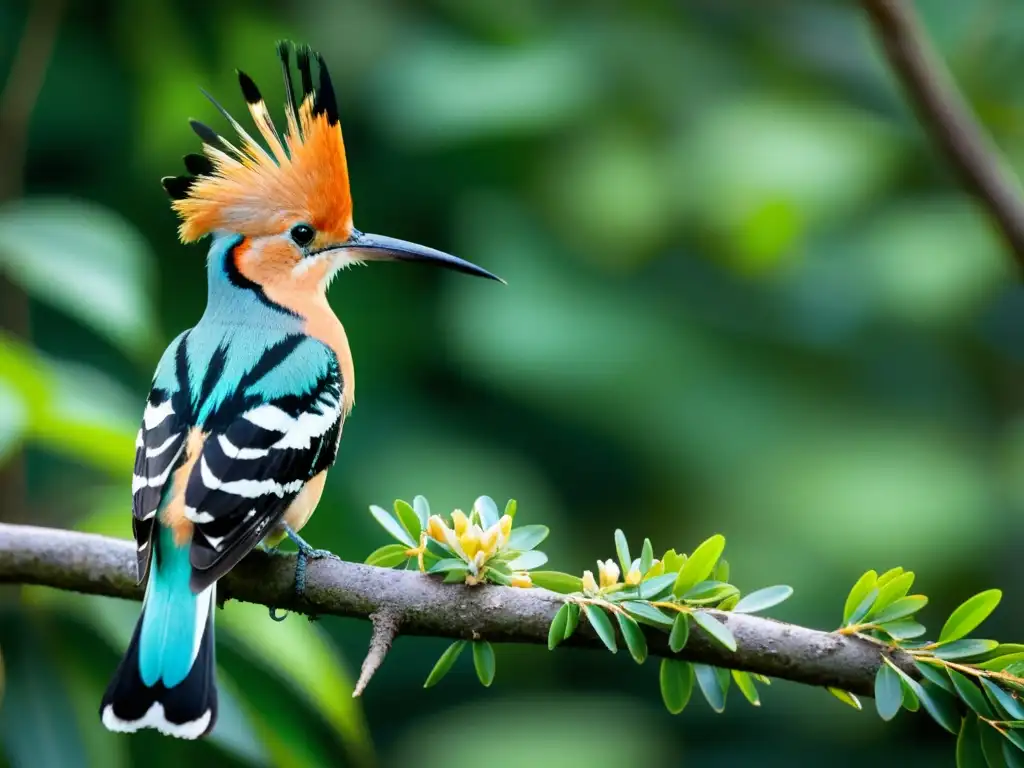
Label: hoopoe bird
xmin=100 ymin=42 xmax=501 ymax=739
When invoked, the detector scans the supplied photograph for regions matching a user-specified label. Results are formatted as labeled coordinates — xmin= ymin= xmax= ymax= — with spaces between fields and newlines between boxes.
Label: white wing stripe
xmin=217 ymin=433 xmax=269 ymax=460
xmin=273 ymin=404 xmax=339 ymax=450
xmin=132 ymin=442 xmax=185 ymax=494
xmin=199 ymin=456 xmax=303 ymax=498
xmin=184 ymin=506 xmax=215 ymax=524
xmin=243 ymin=404 xmax=294 ymax=432
xmin=146 ymin=433 xmax=181 ymax=458
xmin=142 ymin=400 xmax=174 ymax=430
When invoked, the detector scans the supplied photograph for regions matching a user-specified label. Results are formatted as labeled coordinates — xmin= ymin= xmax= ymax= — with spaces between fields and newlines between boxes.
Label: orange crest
xmin=163 ymin=43 xmax=353 ymax=244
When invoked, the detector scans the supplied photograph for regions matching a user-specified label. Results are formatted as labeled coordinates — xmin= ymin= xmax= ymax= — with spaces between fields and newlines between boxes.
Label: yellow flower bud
xmin=480 ymin=525 xmax=500 ymax=556
xmin=510 ymin=572 xmax=533 ymax=588
xmin=426 ymin=515 xmax=449 ymax=543
xmin=451 ymin=509 xmax=470 ymax=537
xmin=598 ymin=559 xmax=620 ymax=589
xmin=460 ymin=526 xmax=481 ymax=558
xmin=582 ymin=570 xmax=599 ymax=594
xmin=646 ymin=559 xmax=664 ymax=578
xmin=499 ymin=514 xmax=513 ymax=540
xmin=625 ymin=564 xmax=642 ymax=586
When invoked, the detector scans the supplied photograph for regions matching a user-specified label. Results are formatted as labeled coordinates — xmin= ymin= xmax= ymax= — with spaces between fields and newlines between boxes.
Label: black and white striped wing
xmin=184 ymin=372 xmax=343 ymax=591
xmin=131 ymin=389 xmax=188 ymax=582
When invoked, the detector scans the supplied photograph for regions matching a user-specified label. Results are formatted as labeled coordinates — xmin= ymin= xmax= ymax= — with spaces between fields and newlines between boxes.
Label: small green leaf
xmin=565 ymin=602 xmax=580 ymax=639
xmin=369 ymin=504 xmax=415 ymax=547
xmin=847 ymin=589 xmax=880 ymax=627
xmin=529 ymin=571 xmax=584 ymax=594
xmin=694 ymin=663 xmax=726 ymax=713
xmin=940 ymin=590 xmax=1003 ymax=644
xmin=871 ymin=595 xmax=929 ymax=625
xmin=662 ymin=548 xmax=686 ymax=573
xmin=669 ymin=613 xmax=690 ymax=652
xmin=1006 ymin=730 xmax=1024 ymax=753
xmin=640 ymin=538 xmax=654 ymax=574
xmin=616 ymin=613 xmax=647 ymax=664
xmin=901 ymin=679 xmax=920 ymax=712
xmin=679 ymin=585 xmax=737 ymax=606
xmin=870 ymin=571 xmax=915 ymax=616
xmin=732 ymin=670 xmax=760 ymax=706
xmin=504 ymin=499 xmax=517 ymax=520
xmin=412 ymin=495 xmax=431 ymax=528
xmin=472 ymin=640 xmax=496 ymax=687
xmin=621 ymin=601 xmax=674 ymax=628
xmin=977 ymin=644 xmax=1024 ymax=663
xmin=639 ymin=573 xmax=681 ymax=601
xmin=660 ymin=659 xmax=693 ymax=715
xmin=429 ymin=558 xmax=469 ymax=574
xmin=717 ymin=593 xmax=740 ymax=611
xmin=982 ymin=678 xmax=1024 ymax=720
xmin=442 ymin=569 xmax=467 ymax=583
xmin=614 ymin=529 xmax=631 ymax=575
xmin=505 ymin=551 xmax=548 ymax=571
xmin=978 ymin=653 xmax=1024 ymax=672
xmin=364 ymin=543 xmax=411 ymax=568
xmin=958 ymin=714 xmax=987 ymax=768
xmin=548 ymin=604 xmax=569 ymax=650
xmin=875 ymin=567 xmax=904 ymax=588
xmin=887 ymin=660 xmax=959 ymax=734
xmin=949 ymin=669 xmax=995 ymax=718
xmin=934 ymin=639 xmax=1000 ymax=660
xmin=915 ymin=660 xmax=955 ymax=693
xmin=828 ymin=688 xmax=862 ymax=710
xmin=507 ymin=525 xmax=549 ymax=552
xmin=673 ymin=535 xmax=726 ymax=597
xmin=981 ymin=718 xmax=1010 ymax=768
xmin=474 ymin=496 xmax=500 ymax=529
xmin=691 ymin=611 xmax=736 ymax=652
xmin=424 ymin=641 xmax=466 ymax=688
xmin=879 ymin=619 xmax=927 ymax=640
xmin=843 ymin=570 xmax=878 ymax=624
xmin=714 ymin=558 xmax=730 ymax=583
xmin=584 ymin=605 xmax=617 ymax=653
xmin=875 ymin=663 xmax=902 ymax=721
xmin=732 ymin=585 xmax=793 ymax=614
xmin=484 ymin=567 xmax=512 ymax=585
xmin=393 ymin=499 xmax=421 ymax=541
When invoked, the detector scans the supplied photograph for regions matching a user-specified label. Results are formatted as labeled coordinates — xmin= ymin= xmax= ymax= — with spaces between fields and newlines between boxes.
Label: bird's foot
xmin=285 ymin=526 xmax=339 ymax=600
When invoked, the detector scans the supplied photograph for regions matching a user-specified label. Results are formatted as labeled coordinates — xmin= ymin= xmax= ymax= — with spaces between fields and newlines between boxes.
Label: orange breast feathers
xmin=234 ymin=239 xmax=355 ymax=415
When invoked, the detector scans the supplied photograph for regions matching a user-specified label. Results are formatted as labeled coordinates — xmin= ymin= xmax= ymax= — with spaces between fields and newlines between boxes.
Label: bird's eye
xmin=290 ymin=224 xmax=316 ymax=247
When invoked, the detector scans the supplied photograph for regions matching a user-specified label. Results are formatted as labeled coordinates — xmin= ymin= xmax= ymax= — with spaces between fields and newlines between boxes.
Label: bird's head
xmin=162 ymin=42 xmax=502 ymax=294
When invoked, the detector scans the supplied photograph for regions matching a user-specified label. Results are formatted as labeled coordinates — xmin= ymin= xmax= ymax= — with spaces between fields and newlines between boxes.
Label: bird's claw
xmin=269 ymin=606 xmax=288 ymax=622
xmin=284 ymin=526 xmax=339 ymax=600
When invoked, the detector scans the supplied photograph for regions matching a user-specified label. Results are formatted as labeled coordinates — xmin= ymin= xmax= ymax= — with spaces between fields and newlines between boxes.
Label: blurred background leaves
xmin=2 ymin=0 xmax=1024 ymax=765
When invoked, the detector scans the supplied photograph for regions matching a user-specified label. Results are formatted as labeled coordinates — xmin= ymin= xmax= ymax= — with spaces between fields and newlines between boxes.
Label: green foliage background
xmin=2 ymin=0 xmax=1023 ymax=765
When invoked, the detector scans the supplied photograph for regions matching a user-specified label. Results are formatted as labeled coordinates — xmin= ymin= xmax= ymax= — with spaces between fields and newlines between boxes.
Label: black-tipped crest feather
xmin=184 ymin=153 xmax=214 ymax=176
xmin=296 ymin=46 xmax=314 ymax=99
xmin=190 ymin=120 xmax=223 ymax=148
xmin=162 ymin=175 xmax=195 ymax=200
xmin=236 ymin=71 xmax=261 ymax=105
xmin=277 ymin=41 xmax=298 ymax=119
xmin=314 ymin=54 xmax=339 ymax=125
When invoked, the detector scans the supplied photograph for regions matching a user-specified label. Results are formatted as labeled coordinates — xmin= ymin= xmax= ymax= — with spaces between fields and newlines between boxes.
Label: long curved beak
xmin=338 ymin=230 xmax=505 ymax=283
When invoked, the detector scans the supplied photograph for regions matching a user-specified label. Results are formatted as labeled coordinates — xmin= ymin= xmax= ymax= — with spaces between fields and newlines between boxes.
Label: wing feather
xmin=185 ymin=358 xmax=342 ymax=590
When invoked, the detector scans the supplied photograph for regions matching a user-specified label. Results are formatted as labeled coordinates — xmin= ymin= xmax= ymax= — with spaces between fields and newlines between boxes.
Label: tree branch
xmin=0 ymin=523 xmax=916 ymax=697
xmin=862 ymin=0 xmax=1024 ymax=271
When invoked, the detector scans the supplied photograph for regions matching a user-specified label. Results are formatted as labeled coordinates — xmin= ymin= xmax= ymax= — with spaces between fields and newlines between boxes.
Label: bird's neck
xmin=200 ymin=234 xmax=355 ymax=415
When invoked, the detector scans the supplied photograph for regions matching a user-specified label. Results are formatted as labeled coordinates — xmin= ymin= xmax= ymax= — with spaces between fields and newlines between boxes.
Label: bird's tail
xmin=100 ymin=527 xmax=218 ymax=739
